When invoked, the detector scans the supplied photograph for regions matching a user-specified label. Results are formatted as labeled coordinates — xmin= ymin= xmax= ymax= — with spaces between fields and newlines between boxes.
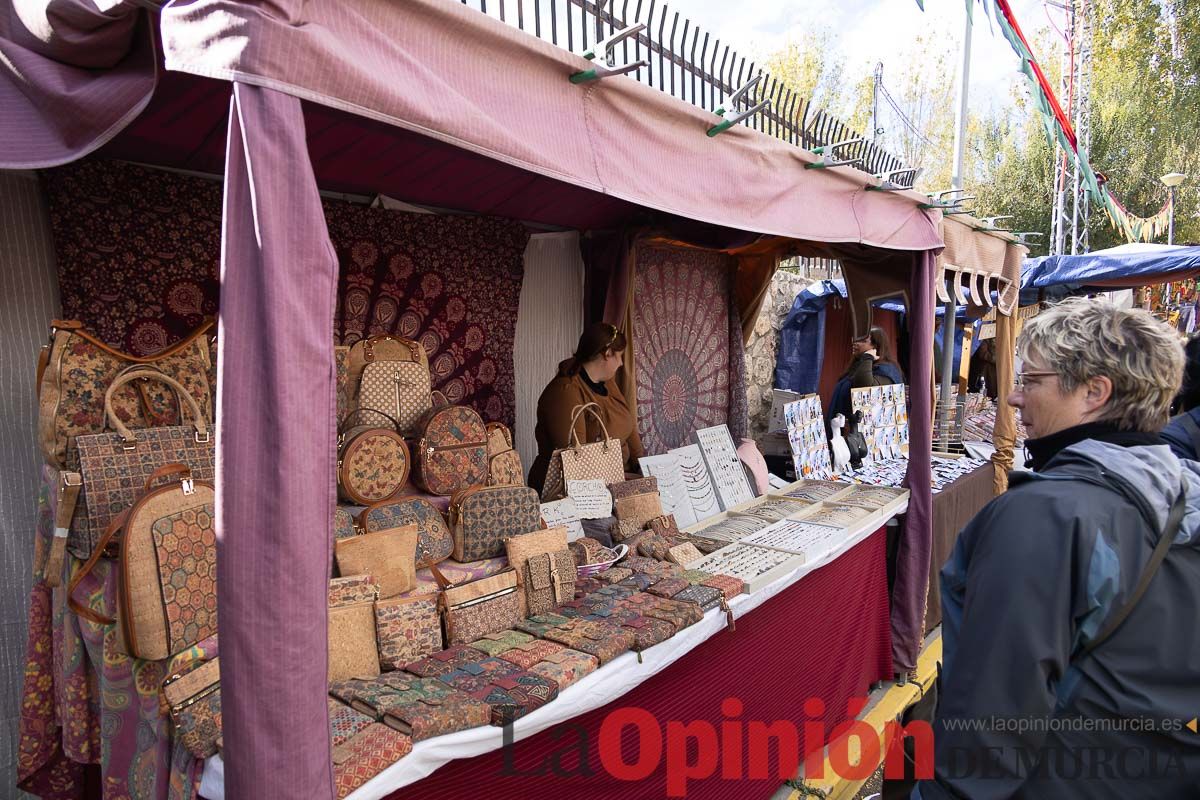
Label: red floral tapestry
xmin=324 ymin=202 xmax=528 ymax=425
xmin=632 ymin=244 xmax=738 ymax=454
xmin=41 ymin=160 xmax=529 ymax=424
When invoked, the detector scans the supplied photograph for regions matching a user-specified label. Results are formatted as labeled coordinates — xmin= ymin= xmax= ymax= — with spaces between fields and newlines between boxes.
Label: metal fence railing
xmin=459 ymin=0 xmax=914 ymax=183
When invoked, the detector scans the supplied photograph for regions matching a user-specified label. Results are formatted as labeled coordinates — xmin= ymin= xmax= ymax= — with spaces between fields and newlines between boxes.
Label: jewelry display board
xmin=781 ymin=480 xmax=854 ymax=504
xmin=689 ymin=543 xmax=803 ymax=593
xmin=851 ymin=383 xmax=909 ymax=462
xmin=836 ymin=485 xmax=908 ymax=511
xmin=740 ymin=519 xmax=851 ymax=560
xmin=797 ymin=503 xmax=874 ymax=528
xmin=637 ymin=453 xmax=698 ymax=528
xmin=692 ymin=425 xmax=755 ymax=510
xmin=732 ymin=498 xmax=813 ymax=523
xmin=668 ymin=444 xmax=722 ymax=522
xmin=783 ymin=396 xmax=834 ymax=480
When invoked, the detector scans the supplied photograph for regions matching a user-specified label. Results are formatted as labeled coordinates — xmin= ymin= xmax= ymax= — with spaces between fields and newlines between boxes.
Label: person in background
xmin=826 ymin=325 xmax=904 ymax=433
xmin=916 ymin=298 xmax=1200 ymax=800
xmin=528 ymin=322 xmax=644 ymax=494
xmin=1160 ymin=333 xmax=1200 ymax=459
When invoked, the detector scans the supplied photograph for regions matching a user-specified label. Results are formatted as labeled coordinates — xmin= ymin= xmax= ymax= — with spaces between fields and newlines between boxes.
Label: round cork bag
xmin=337 ymin=410 xmax=410 ymax=505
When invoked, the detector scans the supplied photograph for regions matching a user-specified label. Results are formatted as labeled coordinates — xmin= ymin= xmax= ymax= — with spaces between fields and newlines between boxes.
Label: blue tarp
xmin=1021 ymin=243 xmax=1200 ymax=291
xmin=775 ymin=279 xmax=979 ymax=395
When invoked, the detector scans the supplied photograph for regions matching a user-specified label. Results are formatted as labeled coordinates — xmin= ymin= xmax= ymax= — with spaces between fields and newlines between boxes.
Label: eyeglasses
xmin=1014 ymin=371 xmax=1057 ymax=388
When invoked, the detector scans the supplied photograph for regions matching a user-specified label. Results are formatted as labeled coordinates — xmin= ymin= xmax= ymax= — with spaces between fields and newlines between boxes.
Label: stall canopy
xmin=1021 ymin=243 xmax=1200 ymax=291
xmin=2 ymin=2 xmax=946 ymax=797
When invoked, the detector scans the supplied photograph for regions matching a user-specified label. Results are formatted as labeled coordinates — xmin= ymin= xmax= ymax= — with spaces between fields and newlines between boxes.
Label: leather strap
xmin=67 ymin=509 xmax=129 ymax=625
xmin=567 ymin=402 xmax=614 ymax=451
xmin=1082 ymin=490 xmax=1186 ymax=657
xmin=43 ymin=471 xmax=82 ymax=588
xmin=104 ymin=368 xmax=207 ymax=443
xmin=144 ymin=463 xmax=193 ymax=493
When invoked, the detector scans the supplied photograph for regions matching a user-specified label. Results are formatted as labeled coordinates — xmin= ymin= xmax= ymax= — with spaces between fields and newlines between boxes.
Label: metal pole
xmin=1169 ymin=185 xmax=1176 ymax=245
xmin=939 ymin=11 xmax=971 ymax=451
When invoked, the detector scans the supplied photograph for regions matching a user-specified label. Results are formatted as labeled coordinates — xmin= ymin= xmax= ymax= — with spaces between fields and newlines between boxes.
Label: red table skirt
xmin=387 ymin=528 xmax=892 ymax=800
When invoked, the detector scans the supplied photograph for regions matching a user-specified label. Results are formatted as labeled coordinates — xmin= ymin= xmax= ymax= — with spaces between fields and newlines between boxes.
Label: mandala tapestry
xmin=632 ymin=245 xmax=735 ymax=454
xmin=42 ymin=161 xmax=529 ymax=425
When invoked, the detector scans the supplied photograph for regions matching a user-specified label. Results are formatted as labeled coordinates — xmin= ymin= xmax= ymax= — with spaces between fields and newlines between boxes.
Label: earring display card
xmin=851 ymin=384 xmax=909 ymax=463
xmin=638 ymin=453 xmax=698 ymax=528
xmin=783 ymin=396 xmax=834 ymax=480
xmin=740 ymin=519 xmax=851 ymax=561
xmin=668 ymin=444 xmax=721 ymax=522
xmin=692 ymin=425 xmax=755 ymax=511
xmin=688 ymin=543 xmax=801 ymax=593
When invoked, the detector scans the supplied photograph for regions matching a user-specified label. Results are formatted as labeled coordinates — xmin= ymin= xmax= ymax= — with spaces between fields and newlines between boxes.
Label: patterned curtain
xmin=631 ymin=244 xmax=736 ymax=454
xmin=41 ymin=160 xmax=530 ymax=425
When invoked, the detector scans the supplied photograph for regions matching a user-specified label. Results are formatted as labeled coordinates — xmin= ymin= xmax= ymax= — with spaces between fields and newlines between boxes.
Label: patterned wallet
xmin=376 ymin=677 xmax=492 ymax=741
xmin=514 ymin=612 xmax=573 ymax=638
xmin=495 ymin=639 xmax=568 ymax=670
xmin=529 ymin=648 xmax=599 ymax=689
xmin=543 ymin=618 xmax=635 ymax=665
xmin=402 ymin=644 xmax=488 ymax=678
xmin=332 ymin=723 xmax=413 ymax=798
xmin=329 ymin=698 xmax=375 ymax=747
xmin=468 ymin=629 xmax=535 ymax=657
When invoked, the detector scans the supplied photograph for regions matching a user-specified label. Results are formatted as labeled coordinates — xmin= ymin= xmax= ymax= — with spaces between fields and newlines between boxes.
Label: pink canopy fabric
xmin=0 ymin=0 xmax=156 ymax=168
xmin=1 ymin=2 xmax=949 ymax=797
xmin=218 ymin=83 xmax=337 ymax=797
xmin=158 ymin=0 xmax=943 ymax=251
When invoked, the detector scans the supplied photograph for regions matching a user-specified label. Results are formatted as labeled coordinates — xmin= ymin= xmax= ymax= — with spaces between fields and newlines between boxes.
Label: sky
xmin=664 ymin=0 xmax=1052 ymax=119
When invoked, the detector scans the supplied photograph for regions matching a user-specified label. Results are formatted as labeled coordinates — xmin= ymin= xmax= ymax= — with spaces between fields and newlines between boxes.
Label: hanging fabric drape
xmin=218 ymin=82 xmax=336 ymax=800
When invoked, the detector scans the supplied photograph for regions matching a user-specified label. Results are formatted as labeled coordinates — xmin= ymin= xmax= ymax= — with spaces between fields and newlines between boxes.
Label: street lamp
xmin=1161 ymin=172 xmax=1186 ymax=245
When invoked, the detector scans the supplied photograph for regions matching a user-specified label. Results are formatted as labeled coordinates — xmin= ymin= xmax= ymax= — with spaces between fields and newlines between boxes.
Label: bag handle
xmin=363 ymin=334 xmax=421 ymax=364
xmin=67 ymin=510 xmax=128 ymax=625
xmin=567 ymin=402 xmax=613 ymax=453
xmin=338 ymin=407 xmax=401 ymax=435
xmin=144 ymin=463 xmax=194 ymax=493
xmin=1081 ymin=489 xmax=1186 ymax=657
xmin=104 ymin=368 xmax=208 ymax=446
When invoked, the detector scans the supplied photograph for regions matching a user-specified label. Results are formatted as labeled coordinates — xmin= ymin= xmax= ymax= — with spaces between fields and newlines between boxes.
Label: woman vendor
xmin=528 ymin=322 xmax=644 ymax=493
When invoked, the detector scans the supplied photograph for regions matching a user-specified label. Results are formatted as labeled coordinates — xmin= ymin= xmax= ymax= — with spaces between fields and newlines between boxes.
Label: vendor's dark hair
xmin=559 ymin=322 xmax=626 ymax=376
xmin=1176 ymin=333 xmax=1200 ymax=413
xmin=842 ymin=326 xmax=903 ymax=379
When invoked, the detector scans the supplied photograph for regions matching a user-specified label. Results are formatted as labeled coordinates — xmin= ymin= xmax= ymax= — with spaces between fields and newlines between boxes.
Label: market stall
xmin=1 ymin=2 xmax=947 ymax=798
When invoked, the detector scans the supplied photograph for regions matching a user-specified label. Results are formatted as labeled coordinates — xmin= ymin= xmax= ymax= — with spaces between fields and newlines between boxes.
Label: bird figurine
xmin=830 ymin=413 xmax=852 ymax=474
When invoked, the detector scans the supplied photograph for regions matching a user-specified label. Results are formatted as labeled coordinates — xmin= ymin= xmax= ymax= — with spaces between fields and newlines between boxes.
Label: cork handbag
xmin=329 ymin=599 xmax=382 ymax=683
xmin=356 ymin=335 xmax=433 ymax=438
xmin=485 ymin=422 xmax=525 ymax=486
xmin=37 ymin=318 xmax=214 ymax=471
xmin=358 ymin=497 xmax=453 ymax=569
xmin=409 ymin=404 xmax=489 ymax=496
xmin=434 ymin=568 xmax=521 ymax=646
xmin=337 ymin=409 xmax=410 ymax=506
xmin=374 ymin=594 xmax=442 ymax=670
xmin=449 ymin=484 xmax=542 ymax=562
xmin=525 ymin=551 xmax=577 ymax=616
xmin=68 ymin=464 xmax=217 ymax=661
xmin=162 ymin=657 xmax=222 ymax=759
xmin=541 ymin=403 xmax=626 ymax=501
xmin=70 ymin=369 xmax=215 ymax=560
xmin=334 ymin=524 xmax=419 ymax=599
xmin=505 ymin=526 xmax=569 ymax=615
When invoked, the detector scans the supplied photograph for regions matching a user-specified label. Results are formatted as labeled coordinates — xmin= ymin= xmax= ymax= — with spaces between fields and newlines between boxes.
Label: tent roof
xmin=1021 ymin=243 xmax=1200 ymax=291
xmin=4 ymin=0 xmax=945 ymax=252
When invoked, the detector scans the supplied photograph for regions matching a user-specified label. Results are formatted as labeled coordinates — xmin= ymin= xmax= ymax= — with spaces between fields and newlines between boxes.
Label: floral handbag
xmin=37 ymin=318 xmax=214 ymax=471
xmin=374 ymin=594 xmax=442 ymax=670
xmin=486 ymin=422 xmax=524 ymax=486
xmin=409 ymin=404 xmax=488 ymax=496
xmin=336 ymin=409 xmax=410 ymax=506
xmin=358 ymin=496 xmax=454 ymax=569
xmin=162 ymin=657 xmax=222 ymax=759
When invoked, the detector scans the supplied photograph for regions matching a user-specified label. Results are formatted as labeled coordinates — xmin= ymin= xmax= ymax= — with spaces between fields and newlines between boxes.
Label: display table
xmin=924 ymin=462 xmax=996 ymax=631
xmin=196 ymin=516 xmax=895 ymax=800
xmin=379 ymin=528 xmax=891 ymax=800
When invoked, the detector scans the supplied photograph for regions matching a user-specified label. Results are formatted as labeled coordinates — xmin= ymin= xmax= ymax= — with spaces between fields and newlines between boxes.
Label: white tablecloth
xmin=200 ymin=501 xmax=903 ymax=800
